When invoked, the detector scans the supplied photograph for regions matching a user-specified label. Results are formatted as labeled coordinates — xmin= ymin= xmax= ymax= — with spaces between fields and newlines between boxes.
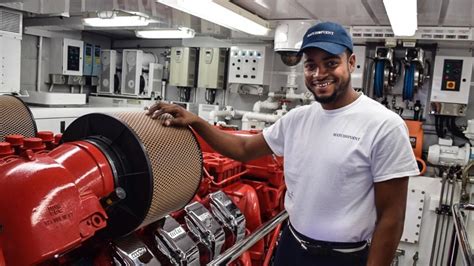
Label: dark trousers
xmin=273 ymin=224 xmax=369 ymax=266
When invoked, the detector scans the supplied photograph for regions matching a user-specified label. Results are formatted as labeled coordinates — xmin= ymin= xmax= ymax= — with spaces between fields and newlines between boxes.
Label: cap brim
xmin=298 ymin=42 xmax=347 ymax=56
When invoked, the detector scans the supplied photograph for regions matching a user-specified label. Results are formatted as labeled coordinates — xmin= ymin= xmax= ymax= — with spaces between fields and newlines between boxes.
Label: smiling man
xmin=146 ymin=21 xmax=419 ymax=266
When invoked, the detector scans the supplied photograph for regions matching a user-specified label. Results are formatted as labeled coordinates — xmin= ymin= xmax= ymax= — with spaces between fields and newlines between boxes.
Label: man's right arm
xmin=146 ymin=102 xmax=273 ymax=162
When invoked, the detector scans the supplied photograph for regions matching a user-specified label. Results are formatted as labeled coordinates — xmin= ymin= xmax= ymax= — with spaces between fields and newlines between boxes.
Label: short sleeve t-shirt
xmin=263 ymin=94 xmax=420 ymax=242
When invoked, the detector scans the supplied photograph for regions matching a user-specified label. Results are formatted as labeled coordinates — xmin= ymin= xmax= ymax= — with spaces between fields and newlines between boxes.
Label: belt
xmin=288 ymin=223 xmax=368 ymax=254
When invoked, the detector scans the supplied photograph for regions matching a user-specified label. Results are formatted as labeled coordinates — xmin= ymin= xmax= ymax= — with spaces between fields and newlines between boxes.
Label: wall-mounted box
xmin=147 ymin=63 xmax=164 ymax=98
xmin=121 ymin=49 xmax=156 ymax=96
xmin=351 ymin=45 xmax=366 ymax=89
xmin=0 ymin=8 xmax=22 ymax=94
xmin=431 ymin=56 xmax=472 ymax=105
xmin=228 ymin=45 xmax=273 ymax=85
xmin=169 ymin=47 xmax=197 ymax=87
xmin=0 ymin=36 xmax=21 ymax=94
xmin=92 ymin=45 xmax=101 ymax=77
xmin=99 ymin=50 xmax=119 ymax=94
xmin=83 ymin=43 xmax=93 ymax=76
xmin=49 ymin=38 xmax=84 ymax=76
xmin=198 ymin=48 xmax=226 ymax=89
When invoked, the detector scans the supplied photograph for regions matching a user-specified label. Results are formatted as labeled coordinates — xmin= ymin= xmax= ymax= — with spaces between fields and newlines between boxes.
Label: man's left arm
xmin=366 ymin=176 xmax=408 ymax=266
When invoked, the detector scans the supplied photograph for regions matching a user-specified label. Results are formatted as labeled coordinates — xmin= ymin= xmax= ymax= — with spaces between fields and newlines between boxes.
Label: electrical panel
xmin=351 ymin=45 xmax=366 ymax=89
xmin=228 ymin=45 xmax=273 ymax=85
xmin=169 ymin=47 xmax=197 ymax=87
xmin=0 ymin=8 xmax=22 ymax=94
xmin=49 ymin=38 xmax=84 ymax=76
xmin=83 ymin=43 xmax=93 ymax=76
xmin=146 ymin=63 xmax=164 ymax=99
xmin=99 ymin=50 xmax=118 ymax=94
xmin=198 ymin=48 xmax=227 ymax=89
xmin=92 ymin=45 xmax=101 ymax=77
xmin=121 ymin=50 xmax=156 ymax=96
xmin=431 ymin=56 xmax=472 ymax=105
xmin=0 ymin=36 xmax=21 ymax=94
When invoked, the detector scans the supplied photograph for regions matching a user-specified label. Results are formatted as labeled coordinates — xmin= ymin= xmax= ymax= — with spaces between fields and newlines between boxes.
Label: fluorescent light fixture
xmin=157 ymin=0 xmax=270 ymax=36
xmin=383 ymin=0 xmax=417 ymax=36
xmin=83 ymin=12 xmax=150 ymax=27
xmin=136 ymin=27 xmax=195 ymax=39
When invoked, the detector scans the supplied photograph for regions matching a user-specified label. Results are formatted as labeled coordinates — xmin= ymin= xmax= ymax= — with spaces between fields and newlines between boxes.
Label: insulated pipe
xmin=253 ymin=98 xmax=280 ymax=113
xmin=268 ymin=88 xmax=314 ymax=101
xmin=242 ymin=112 xmax=283 ymax=124
xmin=209 ymin=109 xmax=235 ymax=123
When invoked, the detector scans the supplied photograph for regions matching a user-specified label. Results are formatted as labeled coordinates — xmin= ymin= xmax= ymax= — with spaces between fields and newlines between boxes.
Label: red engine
xmin=0 ymin=100 xmax=286 ymax=266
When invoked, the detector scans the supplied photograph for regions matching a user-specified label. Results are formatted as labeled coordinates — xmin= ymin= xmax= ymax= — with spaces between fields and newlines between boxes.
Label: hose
xmin=374 ymin=60 xmax=385 ymax=98
xmin=403 ymin=64 xmax=416 ymax=101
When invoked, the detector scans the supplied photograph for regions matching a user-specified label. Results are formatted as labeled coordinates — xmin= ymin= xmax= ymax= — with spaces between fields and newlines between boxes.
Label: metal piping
xmin=461 ymin=160 xmax=474 ymax=203
xmin=36 ymin=36 xmax=43 ymax=92
xmin=207 ymin=210 xmax=289 ymax=266
xmin=451 ymin=203 xmax=474 ymax=266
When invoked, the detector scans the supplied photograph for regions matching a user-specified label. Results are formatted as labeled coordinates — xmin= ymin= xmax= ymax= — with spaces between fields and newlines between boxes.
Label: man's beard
xmin=309 ymin=74 xmax=351 ymax=104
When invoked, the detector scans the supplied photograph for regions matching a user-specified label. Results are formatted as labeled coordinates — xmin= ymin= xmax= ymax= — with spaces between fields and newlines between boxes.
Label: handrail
xmin=451 ymin=203 xmax=474 ymax=266
xmin=207 ymin=210 xmax=289 ymax=266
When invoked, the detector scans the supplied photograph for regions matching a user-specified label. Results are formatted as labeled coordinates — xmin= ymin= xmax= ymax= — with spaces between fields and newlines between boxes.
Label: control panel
xmin=83 ymin=43 xmax=93 ymax=76
xmin=92 ymin=45 xmax=101 ymax=77
xmin=49 ymin=38 xmax=84 ymax=76
xmin=430 ymin=56 xmax=472 ymax=105
xmin=440 ymin=59 xmax=462 ymax=92
xmin=198 ymin=48 xmax=226 ymax=89
xmin=228 ymin=45 xmax=273 ymax=85
xmin=169 ymin=47 xmax=197 ymax=87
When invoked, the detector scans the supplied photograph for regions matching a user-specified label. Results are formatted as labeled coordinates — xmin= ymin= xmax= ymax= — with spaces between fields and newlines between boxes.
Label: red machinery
xmin=0 ymin=96 xmax=286 ymax=266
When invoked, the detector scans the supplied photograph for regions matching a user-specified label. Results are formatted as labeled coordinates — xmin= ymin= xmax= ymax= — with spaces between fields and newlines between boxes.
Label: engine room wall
xmin=20 ymin=31 xmax=112 ymax=94
xmin=18 ymin=29 xmax=474 ymax=154
xmin=20 ymin=34 xmax=39 ymax=92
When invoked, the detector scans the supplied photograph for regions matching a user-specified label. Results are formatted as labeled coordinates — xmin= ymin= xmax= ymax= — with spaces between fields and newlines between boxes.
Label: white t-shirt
xmin=263 ymin=94 xmax=420 ymax=242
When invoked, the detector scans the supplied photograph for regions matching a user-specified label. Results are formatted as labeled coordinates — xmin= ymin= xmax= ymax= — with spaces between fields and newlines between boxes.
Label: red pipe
xmin=263 ymin=224 xmax=282 ymax=266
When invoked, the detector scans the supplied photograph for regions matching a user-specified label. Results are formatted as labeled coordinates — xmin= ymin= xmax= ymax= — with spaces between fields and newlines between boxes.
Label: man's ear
xmin=348 ymin=53 xmax=356 ymax=73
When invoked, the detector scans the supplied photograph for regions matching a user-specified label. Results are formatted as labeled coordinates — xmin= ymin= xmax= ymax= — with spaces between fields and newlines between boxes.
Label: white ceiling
xmin=13 ymin=0 xmax=474 ymax=39
xmin=233 ymin=0 xmax=474 ymax=27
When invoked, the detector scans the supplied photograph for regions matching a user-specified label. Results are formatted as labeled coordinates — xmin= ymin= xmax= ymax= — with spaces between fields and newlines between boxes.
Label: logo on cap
xmin=307 ymin=31 xmax=334 ymax=38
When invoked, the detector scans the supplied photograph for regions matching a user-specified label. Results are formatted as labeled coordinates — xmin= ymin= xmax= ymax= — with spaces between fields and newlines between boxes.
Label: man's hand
xmin=145 ymin=102 xmax=198 ymax=127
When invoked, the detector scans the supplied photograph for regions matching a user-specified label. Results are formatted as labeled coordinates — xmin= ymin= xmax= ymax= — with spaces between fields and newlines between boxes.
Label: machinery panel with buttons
xmin=441 ymin=59 xmax=462 ymax=92
xmin=430 ymin=56 xmax=472 ymax=105
xmin=228 ymin=45 xmax=273 ymax=85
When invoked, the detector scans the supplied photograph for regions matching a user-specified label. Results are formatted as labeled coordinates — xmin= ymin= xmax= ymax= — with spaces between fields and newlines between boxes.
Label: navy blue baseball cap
xmin=298 ymin=22 xmax=353 ymax=55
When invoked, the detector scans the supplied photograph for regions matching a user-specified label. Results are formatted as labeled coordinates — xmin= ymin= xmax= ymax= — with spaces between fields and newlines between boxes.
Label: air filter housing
xmin=62 ymin=112 xmax=202 ymax=236
xmin=0 ymin=95 xmax=37 ymax=141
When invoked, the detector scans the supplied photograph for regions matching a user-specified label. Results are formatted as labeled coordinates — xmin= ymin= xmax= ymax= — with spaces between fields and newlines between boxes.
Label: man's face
xmin=303 ymin=48 xmax=355 ymax=104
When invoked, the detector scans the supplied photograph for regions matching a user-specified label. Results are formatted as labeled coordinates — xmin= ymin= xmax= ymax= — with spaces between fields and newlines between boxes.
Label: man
xmin=146 ymin=21 xmax=419 ymax=266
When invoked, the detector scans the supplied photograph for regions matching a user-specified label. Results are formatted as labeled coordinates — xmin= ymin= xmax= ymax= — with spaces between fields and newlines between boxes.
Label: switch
xmin=446 ymin=81 xmax=456 ymax=89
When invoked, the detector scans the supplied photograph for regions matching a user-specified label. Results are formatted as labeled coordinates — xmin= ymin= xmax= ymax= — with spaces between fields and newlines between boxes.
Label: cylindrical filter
xmin=62 ymin=112 xmax=202 ymax=236
xmin=0 ymin=95 xmax=37 ymax=141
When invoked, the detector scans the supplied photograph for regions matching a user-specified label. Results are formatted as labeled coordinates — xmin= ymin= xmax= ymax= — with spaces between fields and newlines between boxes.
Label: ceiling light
xmin=83 ymin=12 xmax=150 ymax=27
xmin=157 ymin=0 xmax=270 ymax=36
xmin=383 ymin=0 xmax=417 ymax=36
xmin=136 ymin=27 xmax=195 ymax=39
